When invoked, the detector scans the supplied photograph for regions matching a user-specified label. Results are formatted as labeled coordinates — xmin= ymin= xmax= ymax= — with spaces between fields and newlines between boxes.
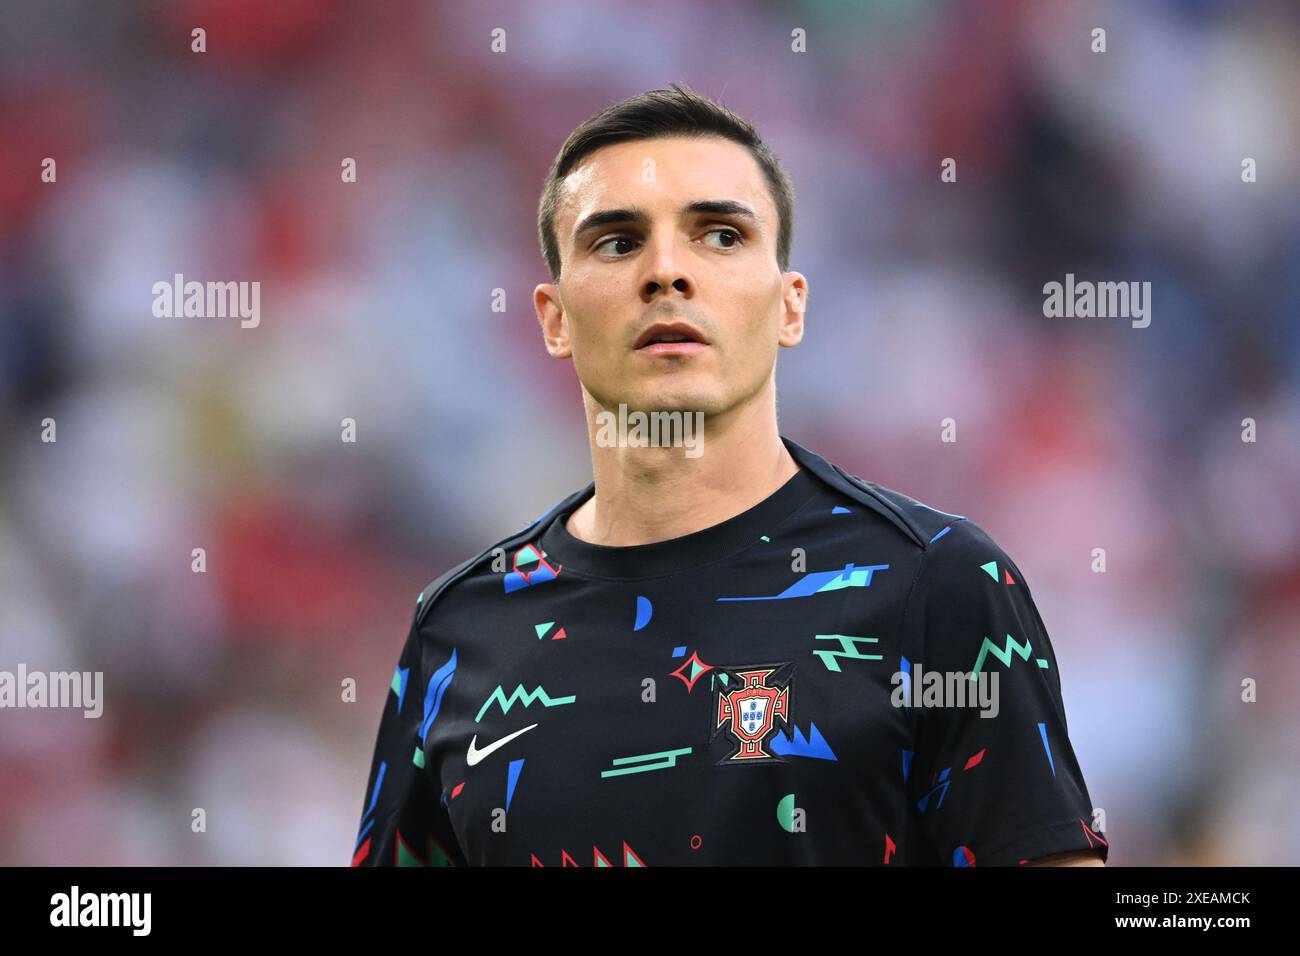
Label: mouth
xmin=633 ymin=321 xmax=710 ymax=355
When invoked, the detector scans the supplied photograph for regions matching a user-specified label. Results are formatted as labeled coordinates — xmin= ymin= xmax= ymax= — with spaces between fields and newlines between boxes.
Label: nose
xmin=639 ymin=234 xmax=694 ymax=302
xmin=644 ymin=276 xmax=690 ymax=299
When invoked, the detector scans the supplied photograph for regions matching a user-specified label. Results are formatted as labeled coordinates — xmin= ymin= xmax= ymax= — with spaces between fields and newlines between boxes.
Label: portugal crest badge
xmin=710 ymin=661 xmax=794 ymax=765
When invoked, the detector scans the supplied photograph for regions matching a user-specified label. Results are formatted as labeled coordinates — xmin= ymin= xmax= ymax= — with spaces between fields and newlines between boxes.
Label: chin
xmin=627 ymin=386 xmax=726 ymax=416
xmin=588 ymin=370 xmax=732 ymax=417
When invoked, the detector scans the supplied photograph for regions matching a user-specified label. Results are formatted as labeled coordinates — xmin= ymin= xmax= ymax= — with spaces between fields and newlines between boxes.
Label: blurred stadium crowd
xmin=1 ymin=0 xmax=1297 ymax=864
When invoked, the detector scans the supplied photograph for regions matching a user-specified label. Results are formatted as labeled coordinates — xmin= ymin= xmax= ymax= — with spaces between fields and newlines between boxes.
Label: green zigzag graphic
xmin=970 ymin=633 xmax=1033 ymax=678
xmin=476 ymin=684 xmax=576 ymax=723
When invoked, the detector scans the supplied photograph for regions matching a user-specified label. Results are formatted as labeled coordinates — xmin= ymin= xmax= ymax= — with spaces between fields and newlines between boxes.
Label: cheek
xmin=568 ymin=304 xmax=627 ymax=382
xmin=737 ymin=280 xmax=782 ymax=341
xmin=733 ymin=284 xmax=782 ymax=372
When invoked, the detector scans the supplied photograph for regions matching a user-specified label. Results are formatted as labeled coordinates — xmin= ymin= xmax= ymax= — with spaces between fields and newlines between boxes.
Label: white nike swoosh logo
xmin=466 ymin=723 xmax=539 ymax=766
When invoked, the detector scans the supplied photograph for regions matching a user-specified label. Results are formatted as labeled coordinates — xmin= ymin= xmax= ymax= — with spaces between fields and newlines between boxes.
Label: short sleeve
xmin=902 ymin=519 xmax=1109 ymax=866
xmin=352 ymin=601 xmax=464 ymax=867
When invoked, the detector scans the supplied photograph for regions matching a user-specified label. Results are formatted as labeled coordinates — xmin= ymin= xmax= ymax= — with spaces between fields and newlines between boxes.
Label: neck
xmin=568 ymin=380 xmax=799 ymax=547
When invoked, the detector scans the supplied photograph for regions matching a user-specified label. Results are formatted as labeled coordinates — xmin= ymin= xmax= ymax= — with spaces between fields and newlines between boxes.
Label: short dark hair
xmin=537 ymin=83 xmax=795 ymax=283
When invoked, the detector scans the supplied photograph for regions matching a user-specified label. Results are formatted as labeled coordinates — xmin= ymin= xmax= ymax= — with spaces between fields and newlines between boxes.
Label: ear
xmin=534 ymin=282 xmax=572 ymax=359
xmin=778 ymin=272 xmax=807 ymax=347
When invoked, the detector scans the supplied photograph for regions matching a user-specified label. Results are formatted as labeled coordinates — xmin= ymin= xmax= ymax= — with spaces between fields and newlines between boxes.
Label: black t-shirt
xmin=352 ymin=436 xmax=1109 ymax=866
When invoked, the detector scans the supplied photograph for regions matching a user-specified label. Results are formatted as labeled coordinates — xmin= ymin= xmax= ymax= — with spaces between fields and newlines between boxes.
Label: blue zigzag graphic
xmin=770 ymin=722 xmax=838 ymax=760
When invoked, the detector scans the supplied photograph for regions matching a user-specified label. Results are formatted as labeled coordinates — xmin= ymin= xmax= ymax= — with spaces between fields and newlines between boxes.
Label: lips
xmin=637 ymin=340 xmax=708 ymax=356
xmin=634 ymin=320 xmax=709 ymax=350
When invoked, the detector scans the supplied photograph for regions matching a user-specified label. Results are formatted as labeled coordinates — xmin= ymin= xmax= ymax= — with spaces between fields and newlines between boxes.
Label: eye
xmin=702 ymin=227 xmax=743 ymax=250
xmin=594 ymin=235 xmax=639 ymax=257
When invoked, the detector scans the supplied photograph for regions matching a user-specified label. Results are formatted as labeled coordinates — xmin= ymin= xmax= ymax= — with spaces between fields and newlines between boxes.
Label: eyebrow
xmin=572 ymin=200 xmax=761 ymax=245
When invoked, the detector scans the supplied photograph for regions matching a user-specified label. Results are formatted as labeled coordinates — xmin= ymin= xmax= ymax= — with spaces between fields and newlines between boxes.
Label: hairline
xmin=556 ymin=137 xmax=776 ymax=267
xmin=543 ymin=129 xmax=791 ymax=283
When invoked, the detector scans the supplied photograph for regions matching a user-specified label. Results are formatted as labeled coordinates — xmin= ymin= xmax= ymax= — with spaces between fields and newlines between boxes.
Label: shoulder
xmin=824 ymin=467 xmax=1002 ymax=579
xmin=784 ymin=437 xmax=1009 ymax=597
xmin=915 ymin=514 xmax=1025 ymax=586
xmin=798 ymin=462 xmax=1044 ymax=670
xmin=900 ymin=512 xmax=1036 ymax=621
xmin=800 ymin=452 xmax=1026 ymax=616
xmin=411 ymin=483 xmax=591 ymax=629
xmin=896 ymin=508 xmax=1058 ymax=677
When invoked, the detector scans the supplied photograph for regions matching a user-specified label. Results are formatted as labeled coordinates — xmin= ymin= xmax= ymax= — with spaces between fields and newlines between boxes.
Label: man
xmin=352 ymin=84 xmax=1108 ymax=867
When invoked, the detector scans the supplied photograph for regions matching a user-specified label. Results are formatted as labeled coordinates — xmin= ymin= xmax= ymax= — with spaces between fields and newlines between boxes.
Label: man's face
xmin=535 ymin=135 xmax=806 ymax=420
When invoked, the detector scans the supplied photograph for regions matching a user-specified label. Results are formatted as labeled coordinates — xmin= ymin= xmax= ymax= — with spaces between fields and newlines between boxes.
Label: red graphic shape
xmin=351 ymin=837 xmax=372 ymax=867
xmin=671 ymin=650 xmax=714 ymax=692
xmin=623 ymin=841 xmax=647 ymax=866
xmin=1079 ymin=818 xmax=1109 ymax=848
